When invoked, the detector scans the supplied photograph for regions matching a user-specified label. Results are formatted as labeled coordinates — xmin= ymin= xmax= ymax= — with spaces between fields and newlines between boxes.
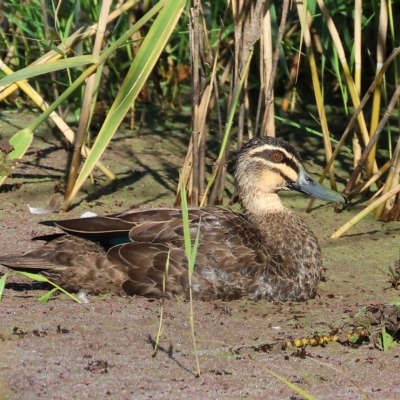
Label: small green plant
xmin=0 ymin=271 xmax=81 ymax=303
xmin=380 ymin=326 xmax=397 ymax=351
xmin=153 ymin=250 xmax=170 ymax=358
xmin=180 ymin=174 xmax=202 ymax=378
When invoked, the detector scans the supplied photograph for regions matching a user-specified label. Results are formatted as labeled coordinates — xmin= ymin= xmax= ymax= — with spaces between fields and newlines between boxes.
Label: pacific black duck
xmin=0 ymin=136 xmax=345 ymax=301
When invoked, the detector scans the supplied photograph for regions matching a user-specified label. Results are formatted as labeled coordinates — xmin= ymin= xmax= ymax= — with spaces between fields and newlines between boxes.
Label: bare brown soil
xmin=1 ymin=109 xmax=400 ymax=399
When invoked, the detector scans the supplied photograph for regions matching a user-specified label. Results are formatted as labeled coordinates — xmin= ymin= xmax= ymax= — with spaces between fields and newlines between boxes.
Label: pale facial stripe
xmin=247 ymin=144 xmax=302 ymax=182
xmin=246 ymin=143 xmax=300 ymax=161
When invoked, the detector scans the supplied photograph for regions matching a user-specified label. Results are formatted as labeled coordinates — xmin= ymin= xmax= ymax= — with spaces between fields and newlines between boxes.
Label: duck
xmin=0 ymin=136 xmax=345 ymax=302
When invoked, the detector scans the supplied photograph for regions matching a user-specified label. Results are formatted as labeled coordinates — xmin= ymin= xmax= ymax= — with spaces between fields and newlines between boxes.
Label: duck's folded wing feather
xmin=41 ymin=207 xmax=217 ymax=246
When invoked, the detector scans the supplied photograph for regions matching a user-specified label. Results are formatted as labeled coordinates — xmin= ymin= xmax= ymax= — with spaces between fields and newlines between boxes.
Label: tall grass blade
xmin=380 ymin=326 xmax=396 ymax=351
xmin=153 ymin=249 xmax=170 ymax=357
xmin=180 ymin=172 xmax=201 ymax=377
xmin=39 ymin=287 xmax=58 ymax=303
xmin=65 ymin=0 xmax=186 ymax=207
xmin=2 ymin=271 xmax=82 ymax=303
xmin=180 ymin=173 xmax=192 ymax=260
xmin=0 ymin=56 xmax=98 ymax=87
xmin=0 ymin=272 xmax=9 ymax=302
xmin=259 ymin=364 xmax=318 ymax=400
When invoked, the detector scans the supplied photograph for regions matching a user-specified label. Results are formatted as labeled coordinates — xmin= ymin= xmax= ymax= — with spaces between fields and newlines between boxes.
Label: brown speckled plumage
xmin=0 ymin=137 xmax=344 ymax=301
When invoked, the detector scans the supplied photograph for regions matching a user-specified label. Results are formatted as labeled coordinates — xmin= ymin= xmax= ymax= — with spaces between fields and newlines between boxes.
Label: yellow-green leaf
xmin=0 ymin=56 xmax=99 ymax=87
xmin=8 ymin=128 xmax=34 ymax=160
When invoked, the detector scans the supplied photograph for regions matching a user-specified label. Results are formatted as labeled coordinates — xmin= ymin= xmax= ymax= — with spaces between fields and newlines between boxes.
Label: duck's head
xmin=234 ymin=136 xmax=345 ymax=212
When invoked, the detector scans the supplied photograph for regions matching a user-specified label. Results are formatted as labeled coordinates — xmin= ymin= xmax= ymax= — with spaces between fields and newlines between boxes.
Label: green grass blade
xmin=0 ymin=56 xmax=99 ymax=87
xmin=66 ymin=0 xmax=186 ymax=206
xmin=47 ymin=283 xmax=82 ymax=303
xmin=380 ymin=326 xmax=396 ymax=351
xmin=10 ymin=271 xmax=81 ymax=303
xmin=180 ymin=169 xmax=202 ymax=376
xmin=15 ymin=271 xmax=50 ymax=283
xmin=7 ymin=128 xmax=34 ymax=159
xmin=0 ymin=128 xmax=35 ymax=185
xmin=180 ymin=173 xmax=192 ymax=261
xmin=39 ymin=287 xmax=58 ymax=303
xmin=0 ymin=272 xmax=9 ymax=302
xmin=188 ymin=218 xmax=201 ymax=274
xmin=153 ymin=249 xmax=170 ymax=357
xmin=260 ymin=365 xmax=318 ymax=400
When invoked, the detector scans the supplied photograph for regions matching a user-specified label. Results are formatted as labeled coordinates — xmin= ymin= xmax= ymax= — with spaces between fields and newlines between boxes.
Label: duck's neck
xmin=241 ymin=192 xmax=286 ymax=216
xmin=240 ymin=190 xmax=321 ymax=300
xmin=241 ymin=192 xmax=313 ymax=249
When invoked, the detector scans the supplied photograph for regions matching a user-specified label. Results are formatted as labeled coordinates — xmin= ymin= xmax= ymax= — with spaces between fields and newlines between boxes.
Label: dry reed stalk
xmin=295 ymin=1 xmax=336 ymax=190
xmin=316 ymin=0 xmax=370 ymax=150
xmin=260 ymin=0 xmax=275 ymax=137
xmin=331 ymin=183 xmax=400 ymax=239
xmin=176 ymin=63 xmax=218 ymax=206
xmin=377 ymin=137 xmax=400 ymax=219
xmin=342 ymin=47 xmax=400 ymax=195
xmin=345 ymin=83 xmax=400 ymax=221
xmin=64 ymin=0 xmax=113 ymax=210
xmin=190 ymin=0 xmax=201 ymax=205
xmin=348 ymin=159 xmax=392 ymax=200
xmin=367 ymin=0 xmax=388 ymax=178
xmin=127 ymin=5 xmax=147 ymax=129
xmin=244 ymin=70 xmax=254 ymax=139
xmin=306 ymin=47 xmax=400 ymax=212
xmin=315 ymin=0 xmax=379 ymax=190
xmin=209 ymin=0 xmax=264 ymax=205
xmin=209 ymin=0 xmax=246 ymax=205
xmin=353 ymin=0 xmax=362 ymax=183
xmin=260 ymin=0 xmax=289 ymax=137
xmin=175 ymin=0 xmax=221 ymax=206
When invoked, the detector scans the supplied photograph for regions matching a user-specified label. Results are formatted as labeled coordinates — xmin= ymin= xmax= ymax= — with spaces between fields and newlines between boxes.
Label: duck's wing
xmin=0 ymin=235 xmax=130 ymax=295
xmin=48 ymin=207 xmax=268 ymax=300
xmin=43 ymin=207 xmax=217 ymax=248
xmin=120 ymin=209 xmax=314 ymax=301
xmin=2 ymin=207 xmax=286 ymax=300
xmin=108 ymin=207 xmax=272 ymax=300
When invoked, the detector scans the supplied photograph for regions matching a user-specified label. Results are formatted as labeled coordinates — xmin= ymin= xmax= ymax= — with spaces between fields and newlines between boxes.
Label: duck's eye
xmin=271 ymin=151 xmax=283 ymax=162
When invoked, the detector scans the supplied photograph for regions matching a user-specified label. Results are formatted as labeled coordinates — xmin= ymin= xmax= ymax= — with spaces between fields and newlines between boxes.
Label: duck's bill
xmin=288 ymin=168 xmax=346 ymax=203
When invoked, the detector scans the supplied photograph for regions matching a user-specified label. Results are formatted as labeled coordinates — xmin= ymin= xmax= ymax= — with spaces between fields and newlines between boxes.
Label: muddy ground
xmin=0 ymin=108 xmax=400 ymax=399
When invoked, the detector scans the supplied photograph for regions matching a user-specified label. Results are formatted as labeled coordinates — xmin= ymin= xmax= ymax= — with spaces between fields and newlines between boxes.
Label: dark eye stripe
xmin=268 ymin=166 xmax=292 ymax=182
xmin=252 ymin=150 xmax=299 ymax=173
xmin=250 ymin=161 xmax=295 ymax=183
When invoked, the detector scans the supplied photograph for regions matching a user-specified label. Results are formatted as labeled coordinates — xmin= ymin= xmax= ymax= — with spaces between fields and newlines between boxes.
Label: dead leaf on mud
xmin=386 ymin=258 xmax=400 ymax=290
xmin=85 ymin=360 xmax=109 ymax=374
xmin=32 ymin=329 xmax=48 ymax=337
xmin=56 ymin=325 xmax=71 ymax=334
xmin=12 ymin=326 xmax=26 ymax=338
xmin=0 ymin=140 xmax=13 ymax=155
xmin=352 ymin=303 xmax=400 ymax=346
xmin=0 ymin=139 xmax=14 ymax=176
